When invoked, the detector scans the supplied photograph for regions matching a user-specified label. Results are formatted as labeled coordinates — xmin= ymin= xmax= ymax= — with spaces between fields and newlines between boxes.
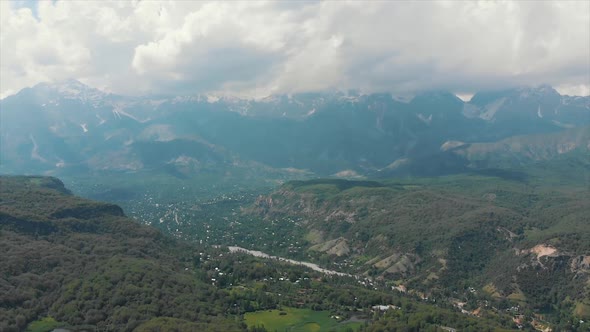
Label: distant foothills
xmin=1 ymin=80 xmax=588 ymax=177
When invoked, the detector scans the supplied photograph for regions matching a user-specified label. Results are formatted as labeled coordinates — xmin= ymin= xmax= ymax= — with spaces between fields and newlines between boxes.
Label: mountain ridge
xmin=1 ymin=80 xmax=588 ymax=177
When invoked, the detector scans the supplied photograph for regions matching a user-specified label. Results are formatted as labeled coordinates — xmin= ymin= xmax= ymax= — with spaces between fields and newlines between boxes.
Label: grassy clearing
xmin=507 ymin=289 xmax=527 ymax=303
xmin=305 ymin=230 xmax=323 ymax=245
xmin=244 ymin=307 xmax=362 ymax=332
xmin=25 ymin=317 xmax=64 ymax=332
xmin=482 ymin=283 xmax=502 ymax=298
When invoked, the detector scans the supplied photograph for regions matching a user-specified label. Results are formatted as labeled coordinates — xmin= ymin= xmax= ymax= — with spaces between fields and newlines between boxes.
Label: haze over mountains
xmin=2 ymin=1 xmax=589 ymax=331
xmin=1 ymin=80 xmax=588 ymax=178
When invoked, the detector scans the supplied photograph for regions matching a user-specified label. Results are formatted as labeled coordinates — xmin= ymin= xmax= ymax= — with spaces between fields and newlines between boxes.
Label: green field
xmin=244 ymin=307 xmax=362 ymax=332
xmin=25 ymin=317 xmax=64 ymax=332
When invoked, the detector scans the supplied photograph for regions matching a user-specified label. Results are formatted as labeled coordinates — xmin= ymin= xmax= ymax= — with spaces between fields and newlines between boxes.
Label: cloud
xmin=1 ymin=0 xmax=589 ymax=98
xmin=130 ymin=2 xmax=292 ymax=94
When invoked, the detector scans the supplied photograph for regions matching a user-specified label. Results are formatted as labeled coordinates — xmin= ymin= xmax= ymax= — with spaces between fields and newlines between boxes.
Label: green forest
xmin=0 ymin=175 xmax=544 ymax=331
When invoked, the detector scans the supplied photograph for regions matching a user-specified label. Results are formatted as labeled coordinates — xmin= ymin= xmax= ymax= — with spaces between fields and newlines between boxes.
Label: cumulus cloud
xmin=1 ymin=0 xmax=588 ymax=98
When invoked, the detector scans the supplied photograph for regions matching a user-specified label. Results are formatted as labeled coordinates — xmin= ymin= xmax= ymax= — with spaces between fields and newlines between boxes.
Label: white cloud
xmin=1 ymin=0 xmax=589 ymax=98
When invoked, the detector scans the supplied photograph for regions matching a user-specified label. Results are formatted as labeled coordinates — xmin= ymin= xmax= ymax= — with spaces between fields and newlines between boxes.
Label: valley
xmin=1 ymin=81 xmax=588 ymax=332
xmin=1 ymin=176 xmax=530 ymax=332
xmin=50 ymin=156 xmax=589 ymax=331
xmin=2 ymin=2 xmax=589 ymax=331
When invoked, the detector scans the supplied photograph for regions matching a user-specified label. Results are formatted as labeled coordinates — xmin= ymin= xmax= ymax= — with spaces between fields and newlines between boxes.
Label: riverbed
xmin=227 ymin=246 xmax=353 ymax=277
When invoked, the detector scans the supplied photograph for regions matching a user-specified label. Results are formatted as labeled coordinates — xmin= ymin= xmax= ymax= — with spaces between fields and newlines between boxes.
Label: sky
xmin=1 ymin=0 xmax=589 ymax=99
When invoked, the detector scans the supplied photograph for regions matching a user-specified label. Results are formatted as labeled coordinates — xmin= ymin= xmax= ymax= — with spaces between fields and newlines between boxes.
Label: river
xmin=227 ymin=246 xmax=353 ymax=277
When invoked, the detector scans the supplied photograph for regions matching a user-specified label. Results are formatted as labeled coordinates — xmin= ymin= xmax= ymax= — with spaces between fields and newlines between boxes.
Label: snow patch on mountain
xmin=551 ymin=120 xmax=575 ymax=129
xmin=39 ymin=79 xmax=109 ymax=106
xmin=462 ymin=97 xmax=510 ymax=121
xmin=417 ymin=113 xmax=432 ymax=125
xmin=384 ymin=158 xmax=410 ymax=170
xmin=96 ymin=114 xmax=106 ymax=125
xmin=338 ymin=95 xmax=361 ymax=103
xmin=518 ymin=85 xmax=559 ymax=100
xmin=112 ymin=105 xmax=151 ymax=123
xmin=440 ymin=141 xmax=466 ymax=151
xmin=168 ymin=155 xmax=200 ymax=166
xmin=29 ymin=135 xmax=46 ymax=163
xmin=480 ymin=97 xmax=506 ymax=121
xmin=170 ymin=96 xmax=201 ymax=104
xmin=392 ymin=94 xmax=413 ymax=103
xmin=56 ymin=159 xmax=66 ymax=168
xmin=207 ymin=95 xmax=220 ymax=103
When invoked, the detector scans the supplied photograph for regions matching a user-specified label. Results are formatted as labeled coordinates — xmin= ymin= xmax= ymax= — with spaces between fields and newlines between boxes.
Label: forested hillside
xmin=0 ymin=176 xmax=243 ymax=331
xmin=249 ymin=165 xmax=590 ymax=327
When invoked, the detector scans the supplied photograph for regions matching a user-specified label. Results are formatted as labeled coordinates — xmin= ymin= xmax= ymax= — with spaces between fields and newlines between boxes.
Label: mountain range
xmin=1 ymin=80 xmax=588 ymax=178
xmin=2 ymin=82 xmax=589 ymax=330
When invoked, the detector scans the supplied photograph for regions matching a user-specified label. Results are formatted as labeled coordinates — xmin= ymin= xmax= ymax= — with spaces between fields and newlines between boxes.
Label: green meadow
xmin=244 ymin=307 xmax=363 ymax=332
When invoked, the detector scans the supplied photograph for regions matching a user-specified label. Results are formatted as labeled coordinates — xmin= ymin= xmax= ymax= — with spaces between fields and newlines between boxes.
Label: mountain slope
xmin=449 ymin=125 xmax=590 ymax=168
xmin=465 ymin=85 xmax=590 ymax=134
xmin=1 ymin=81 xmax=588 ymax=177
xmin=247 ymin=172 xmax=590 ymax=324
xmin=0 ymin=176 xmax=243 ymax=332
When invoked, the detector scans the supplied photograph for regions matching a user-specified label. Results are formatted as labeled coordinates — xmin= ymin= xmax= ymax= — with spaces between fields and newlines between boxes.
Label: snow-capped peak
xmin=58 ymin=79 xmax=107 ymax=97
xmin=517 ymin=84 xmax=559 ymax=100
xmin=32 ymin=79 xmax=109 ymax=105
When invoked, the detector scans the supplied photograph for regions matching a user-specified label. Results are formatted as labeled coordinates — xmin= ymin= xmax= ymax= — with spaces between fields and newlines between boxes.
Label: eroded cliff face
xmin=249 ymin=185 xmax=425 ymax=277
xmin=570 ymin=255 xmax=590 ymax=275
